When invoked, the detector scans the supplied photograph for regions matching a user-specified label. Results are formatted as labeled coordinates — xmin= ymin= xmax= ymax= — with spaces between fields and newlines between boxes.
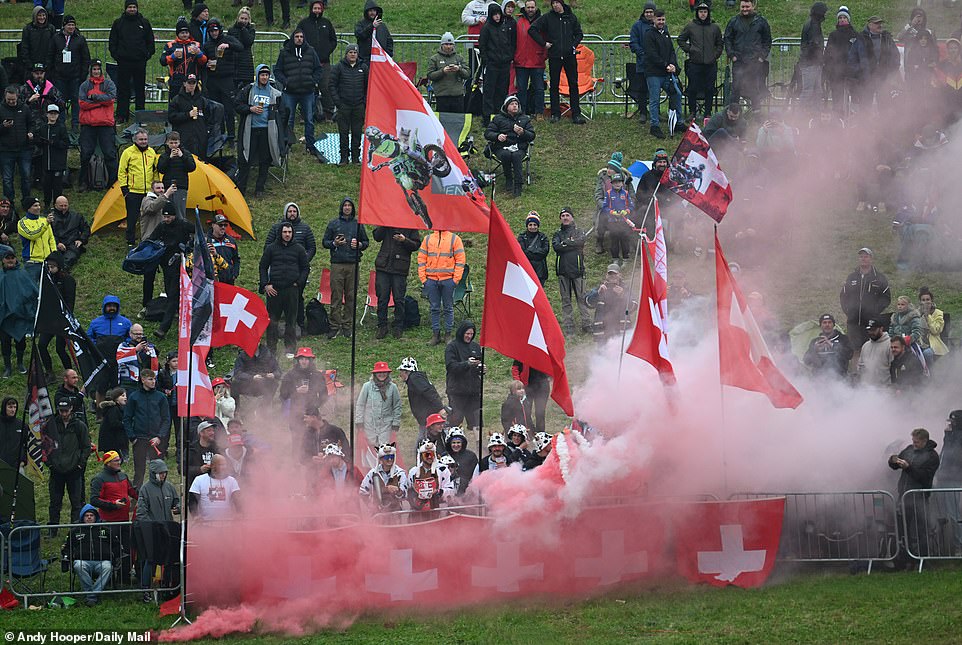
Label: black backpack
xmin=88 ymin=154 xmax=108 ymax=190
xmin=403 ymin=295 xmax=420 ymax=329
xmin=143 ymin=296 xmax=168 ymax=322
xmin=304 ymin=298 xmax=331 ymax=335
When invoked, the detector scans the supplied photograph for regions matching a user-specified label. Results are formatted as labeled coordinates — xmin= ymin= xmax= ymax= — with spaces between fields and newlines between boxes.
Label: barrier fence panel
xmin=731 ymin=491 xmax=900 ymax=572
xmin=373 ymin=504 xmax=488 ymax=525
xmin=4 ymin=520 xmax=181 ymax=606
xmin=900 ymin=488 xmax=962 ymax=569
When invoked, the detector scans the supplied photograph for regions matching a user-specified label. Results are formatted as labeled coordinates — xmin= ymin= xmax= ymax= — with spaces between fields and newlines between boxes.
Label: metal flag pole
xmin=713 ymin=225 xmax=729 ymax=496
xmin=478 ymin=346 xmax=485 ymax=457
xmin=617 ymin=232 xmax=646 ymax=382
xmin=348 ymin=225 xmax=361 ymax=463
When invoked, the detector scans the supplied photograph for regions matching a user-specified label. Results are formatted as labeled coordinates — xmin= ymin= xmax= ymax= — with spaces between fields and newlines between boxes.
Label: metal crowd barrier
xmin=731 ymin=491 xmax=900 ymax=573
xmin=900 ymin=488 xmax=962 ymax=570
xmin=4 ymin=520 xmax=181 ymax=606
xmin=372 ymin=503 xmax=488 ymax=525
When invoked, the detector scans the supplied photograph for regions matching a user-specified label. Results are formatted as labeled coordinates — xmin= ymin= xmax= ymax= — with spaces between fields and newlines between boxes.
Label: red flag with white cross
xmin=211 ymin=282 xmax=269 ymax=357
xmin=480 ymin=203 xmax=573 ymax=416
xmin=176 ymin=259 xmax=215 ymax=417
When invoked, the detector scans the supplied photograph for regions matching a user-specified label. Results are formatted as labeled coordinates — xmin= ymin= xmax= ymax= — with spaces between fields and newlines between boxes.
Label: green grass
xmin=7 ymin=567 xmax=962 ymax=643
xmin=3 ymin=0 xmax=960 ymax=639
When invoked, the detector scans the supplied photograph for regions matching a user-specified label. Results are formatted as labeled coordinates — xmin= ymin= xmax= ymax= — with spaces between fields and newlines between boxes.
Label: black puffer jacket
xmin=232 ymin=346 xmax=281 ymax=389
xmin=51 ymin=29 xmax=91 ymax=81
xmin=445 ymin=321 xmax=483 ymax=397
xmin=354 ymin=0 xmax=394 ymax=61
xmin=167 ymin=87 xmax=209 ymax=158
xmin=33 ymin=117 xmax=69 ymax=172
xmin=373 ymin=227 xmax=420 ymax=276
xmin=274 ymin=37 xmax=322 ymax=95
xmin=322 ymin=198 xmax=369 ymax=264
xmin=890 ymin=439 xmax=940 ymax=497
xmin=297 ymin=11 xmax=338 ymax=63
xmin=20 ymin=8 xmax=56 ymax=70
xmin=528 ymin=1 xmax=583 ymax=59
xmin=479 ymin=4 xmax=517 ymax=66
xmin=49 ymin=210 xmax=90 ymax=249
xmin=824 ymin=24 xmax=857 ymax=82
xmin=108 ymin=10 xmax=155 ymax=64
xmin=329 ymin=55 xmax=369 ymax=108
xmin=552 ymin=222 xmax=586 ymax=278
xmin=0 ymin=99 xmax=34 ymax=152
xmin=202 ymin=27 xmax=244 ymax=82
xmin=404 ymin=370 xmax=443 ymax=426
xmin=484 ymin=101 xmax=535 ymax=151
xmin=517 ymin=230 xmax=549 ymax=284
xmin=259 ymin=235 xmax=309 ymax=291
xmin=157 ymin=148 xmax=197 ymax=190
xmin=643 ymin=25 xmax=678 ymax=77
xmin=264 ymin=203 xmax=317 ymax=262
xmin=228 ymin=21 xmax=256 ymax=84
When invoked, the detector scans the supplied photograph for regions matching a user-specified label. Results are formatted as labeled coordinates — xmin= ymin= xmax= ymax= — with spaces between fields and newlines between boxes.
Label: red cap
xmin=210 ymin=377 xmax=226 ymax=388
xmin=294 ymin=347 xmax=315 ymax=359
xmin=371 ymin=361 xmax=392 ymax=373
xmin=426 ymin=413 xmax=445 ymax=427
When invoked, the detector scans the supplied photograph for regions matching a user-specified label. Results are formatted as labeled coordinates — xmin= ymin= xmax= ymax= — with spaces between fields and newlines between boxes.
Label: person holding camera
xmin=803 ymin=313 xmax=854 ymax=378
xmin=322 ymin=197 xmax=369 ymax=340
xmin=445 ymin=320 xmax=485 ymax=434
xmin=427 ymin=32 xmax=471 ymax=114
xmin=156 ymin=131 xmax=196 ymax=220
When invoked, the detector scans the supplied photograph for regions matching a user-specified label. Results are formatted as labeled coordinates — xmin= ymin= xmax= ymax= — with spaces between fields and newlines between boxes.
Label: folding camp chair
xmin=453 ymin=264 xmax=473 ymax=320
xmin=482 ymin=141 xmax=532 ymax=198
xmin=359 ymin=270 xmax=394 ymax=325
xmin=557 ymin=44 xmax=604 ymax=120
xmin=316 ymin=268 xmax=333 ymax=305
xmin=123 ymin=109 xmax=171 ymax=147
xmin=1 ymin=520 xmax=48 ymax=602
xmin=437 ymin=111 xmax=477 ymax=161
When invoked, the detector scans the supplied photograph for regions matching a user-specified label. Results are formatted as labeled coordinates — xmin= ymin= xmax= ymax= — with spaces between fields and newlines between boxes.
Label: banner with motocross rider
xmin=360 ymin=35 xmax=491 ymax=233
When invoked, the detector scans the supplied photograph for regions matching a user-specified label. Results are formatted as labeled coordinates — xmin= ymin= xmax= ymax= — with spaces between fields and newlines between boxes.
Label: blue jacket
xmin=123 ymin=386 xmax=171 ymax=440
xmin=629 ymin=17 xmax=653 ymax=72
xmin=86 ymin=295 xmax=132 ymax=342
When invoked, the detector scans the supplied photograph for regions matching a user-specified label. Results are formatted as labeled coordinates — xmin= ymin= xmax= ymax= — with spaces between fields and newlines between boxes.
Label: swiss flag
xmin=212 ymin=282 xmax=269 ymax=357
xmin=176 ymin=259 xmax=215 ymax=417
xmin=660 ymin=122 xmax=733 ymax=223
xmin=715 ymin=234 xmax=802 ymax=409
xmin=480 ymin=204 xmax=574 ymax=416
xmin=625 ymin=239 xmax=675 ymax=383
xmin=674 ymin=497 xmax=785 ymax=588
xmin=359 ymin=35 xmax=490 ymax=232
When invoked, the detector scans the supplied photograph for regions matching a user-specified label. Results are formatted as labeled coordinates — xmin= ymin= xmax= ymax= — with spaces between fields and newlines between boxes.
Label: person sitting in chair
xmin=484 ymin=95 xmax=535 ymax=198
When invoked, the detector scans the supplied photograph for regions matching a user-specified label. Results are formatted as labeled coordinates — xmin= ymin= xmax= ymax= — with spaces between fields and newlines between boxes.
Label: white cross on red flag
xmin=626 ymin=238 xmax=675 ymax=383
xmin=660 ymin=122 xmax=733 ymax=223
xmin=211 ymin=282 xmax=269 ymax=357
xmin=358 ymin=35 xmax=490 ymax=232
xmin=480 ymin=203 xmax=574 ymax=416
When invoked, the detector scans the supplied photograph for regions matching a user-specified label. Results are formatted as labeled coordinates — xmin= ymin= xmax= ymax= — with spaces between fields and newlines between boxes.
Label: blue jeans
xmin=74 ymin=560 xmax=112 ymax=599
xmin=282 ymin=91 xmax=315 ymax=148
xmin=646 ymin=75 xmax=682 ymax=128
xmin=424 ymin=278 xmax=455 ymax=333
xmin=0 ymin=149 xmax=32 ymax=205
xmin=515 ymin=67 xmax=545 ymax=117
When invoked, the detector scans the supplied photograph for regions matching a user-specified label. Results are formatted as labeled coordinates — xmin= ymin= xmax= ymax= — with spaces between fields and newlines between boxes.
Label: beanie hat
xmin=560 ymin=206 xmax=574 ymax=217
xmin=21 ymin=196 xmax=39 ymax=211
xmin=836 ymin=5 xmax=851 ymax=22
xmin=176 ymin=17 xmax=190 ymax=32
xmin=643 ymin=1 xmax=657 ymax=11
xmin=502 ymin=94 xmax=520 ymax=111
xmin=525 ymin=211 xmax=541 ymax=226
xmin=124 ymin=0 xmax=138 ymax=8
xmin=63 ymin=15 xmax=76 ymax=25
xmin=346 ymin=43 xmax=359 ymax=53
xmin=441 ymin=31 xmax=455 ymax=45
xmin=607 ymin=151 xmax=624 ymax=173
xmin=191 ymin=3 xmax=209 ymax=18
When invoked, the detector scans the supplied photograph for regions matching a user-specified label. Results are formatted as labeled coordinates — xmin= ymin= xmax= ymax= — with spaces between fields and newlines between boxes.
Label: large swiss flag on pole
xmin=660 ymin=122 xmax=733 ymax=223
xmin=359 ymin=34 xmax=490 ymax=232
xmin=625 ymin=239 xmax=675 ymax=383
xmin=715 ymin=233 xmax=802 ymax=409
xmin=176 ymin=213 xmax=216 ymax=418
xmin=480 ymin=204 xmax=574 ymax=417
xmin=212 ymin=282 xmax=269 ymax=357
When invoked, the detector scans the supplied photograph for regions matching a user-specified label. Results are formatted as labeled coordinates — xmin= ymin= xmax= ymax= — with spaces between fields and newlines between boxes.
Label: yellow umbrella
xmin=91 ymin=157 xmax=256 ymax=239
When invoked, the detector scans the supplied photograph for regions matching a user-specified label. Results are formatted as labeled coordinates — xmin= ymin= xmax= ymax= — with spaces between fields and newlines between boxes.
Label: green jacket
xmin=42 ymin=416 xmax=91 ymax=475
xmin=426 ymin=48 xmax=471 ymax=97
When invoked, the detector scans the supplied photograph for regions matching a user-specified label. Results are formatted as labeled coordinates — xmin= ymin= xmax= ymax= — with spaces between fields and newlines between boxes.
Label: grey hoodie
xmin=263 ymin=202 xmax=317 ymax=261
xmin=136 ymin=459 xmax=181 ymax=522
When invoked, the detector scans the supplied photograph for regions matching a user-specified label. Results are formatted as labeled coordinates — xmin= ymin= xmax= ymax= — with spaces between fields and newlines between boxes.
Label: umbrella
xmin=667 ymin=75 xmax=683 ymax=137
xmin=91 ymin=157 xmax=256 ymax=239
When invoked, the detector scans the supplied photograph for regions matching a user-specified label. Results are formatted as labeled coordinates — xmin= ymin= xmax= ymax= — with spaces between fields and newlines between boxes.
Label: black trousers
xmin=317 ymin=64 xmax=335 ymax=118
xmin=124 ymin=192 xmax=145 ymax=245
xmin=731 ymin=58 xmax=766 ymax=108
xmin=205 ymin=76 xmax=237 ymax=139
xmin=157 ymin=261 xmax=180 ymax=335
xmin=496 ymin=148 xmax=525 ymax=189
xmin=263 ymin=0 xmax=291 ymax=25
xmin=0 ymin=332 xmax=26 ymax=366
xmin=685 ymin=62 xmax=717 ymax=117
xmin=49 ymin=468 xmax=85 ymax=526
xmin=448 ymin=391 xmax=481 ymax=430
xmin=483 ymin=64 xmax=511 ymax=119
xmin=115 ymin=60 xmax=147 ymax=121
xmin=41 ymin=170 xmax=64 ymax=209
xmin=78 ymin=126 xmax=118 ymax=188
xmin=38 ymin=332 xmax=72 ymax=375
xmin=336 ymin=103 xmax=365 ymax=163
xmin=548 ymin=55 xmax=580 ymax=118
xmin=266 ymin=285 xmax=299 ymax=354
xmin=375 ymin=270 xmax=407 ymax=330
xmin=236 ymin=128 xmax=272 ymax=195
xmin=435 ymin=95 xmax=464 ymax=113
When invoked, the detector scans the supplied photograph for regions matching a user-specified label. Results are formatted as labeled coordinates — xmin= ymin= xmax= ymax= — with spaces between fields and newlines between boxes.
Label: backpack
xmin=403 ymin=295 xmax=420 ymax=329
xmin=122 ymin=240 xmax=167 ymax=275
xmin=88 ymin=154 xmax=108 ymax=190
xmin=143 ymin=296 xmax=168 ymax=322
xmin=304 ymin=298 xmax=331 ymax=335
